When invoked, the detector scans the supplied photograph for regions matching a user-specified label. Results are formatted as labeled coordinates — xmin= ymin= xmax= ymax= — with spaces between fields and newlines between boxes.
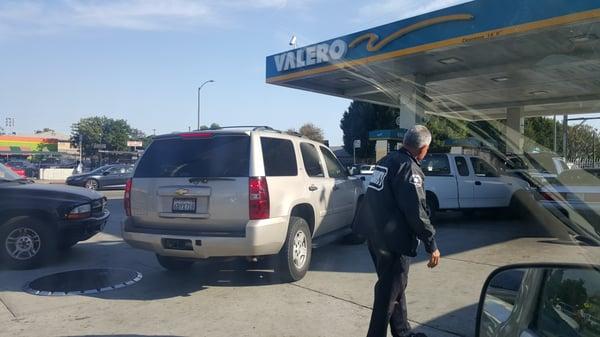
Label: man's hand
xmin=427 ymin=249 xmax=441 ymax=268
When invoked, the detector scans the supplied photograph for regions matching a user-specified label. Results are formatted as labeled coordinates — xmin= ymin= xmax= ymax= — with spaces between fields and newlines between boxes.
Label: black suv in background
xmin=0 ymin=163 xmax=110 ymax=269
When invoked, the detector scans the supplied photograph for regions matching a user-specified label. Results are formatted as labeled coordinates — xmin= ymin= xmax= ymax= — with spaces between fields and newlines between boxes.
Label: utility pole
xmin=562 ymin=114 xmax=568 ymax=158
xmin=79 ymin=135 xmax=83 ymax=164
xmin=553 ymin=114 xmax=557 ymax=153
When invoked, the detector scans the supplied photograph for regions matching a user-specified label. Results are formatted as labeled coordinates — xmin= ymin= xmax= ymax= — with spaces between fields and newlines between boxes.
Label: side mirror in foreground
xmin=477 ymin=263 xmax=600 ymax=337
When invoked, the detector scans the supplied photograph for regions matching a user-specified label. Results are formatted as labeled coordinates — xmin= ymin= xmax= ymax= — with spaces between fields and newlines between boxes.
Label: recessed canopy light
xmin=338 ymin=77 xmax=354 ymax=82
xmin=438 ymin=57 xmax=462 ymax=65
xmin=529 ymin=90 xmax=549 ymax=96
xmin=569 ymin=34 xmax=598 ymax=43
xmin=491 ymin=76 xmax=509 ymax=82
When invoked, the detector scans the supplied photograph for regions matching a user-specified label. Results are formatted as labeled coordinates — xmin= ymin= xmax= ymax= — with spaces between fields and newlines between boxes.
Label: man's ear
xmin=417 ymin=145 xmax=429 ymax=160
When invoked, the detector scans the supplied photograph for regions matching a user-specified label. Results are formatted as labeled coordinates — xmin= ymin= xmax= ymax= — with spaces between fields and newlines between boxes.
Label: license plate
xmin=172 ymin=198 xmax=196 ymax=213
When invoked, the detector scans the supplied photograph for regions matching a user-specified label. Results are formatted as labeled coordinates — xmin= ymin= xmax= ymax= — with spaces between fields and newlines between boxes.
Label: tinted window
xmin=320 ymin=146 xmax=347 ymax=179
xmin=422 ymin=154 xmax=451 ymax=176
xmin=300 ymin=143 xmax=324 ymax=177
xmin=471 ymin=158 xmax=499 ymax=177
xmin=135 ymin=135 xmax=250 ymax=178
xmin=455 ymin=157 xmax=470 ymax=176
xmin=107 ymin=166 xmax=125 ymax=174
xmin=261 ymin=137 xmax=297 ymax=176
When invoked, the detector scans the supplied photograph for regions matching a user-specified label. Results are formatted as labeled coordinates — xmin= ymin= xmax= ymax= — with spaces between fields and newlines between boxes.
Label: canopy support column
xmin=506 ymin=106 xmax=524 ymax=154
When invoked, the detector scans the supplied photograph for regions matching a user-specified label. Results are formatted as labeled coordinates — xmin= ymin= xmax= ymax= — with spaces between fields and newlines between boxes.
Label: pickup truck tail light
xmin=124 ymin=178 xmax=132 ymax=216
xmin=249 ymin=177 xmax=269 ymax=220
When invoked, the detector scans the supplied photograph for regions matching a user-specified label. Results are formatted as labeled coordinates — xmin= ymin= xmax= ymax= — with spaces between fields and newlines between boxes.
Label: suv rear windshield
xmin=134 ymin=135 xmax=250 ymax=178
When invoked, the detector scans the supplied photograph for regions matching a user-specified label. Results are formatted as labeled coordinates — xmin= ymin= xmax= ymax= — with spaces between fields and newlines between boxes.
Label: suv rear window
xmin=261 ymin=137 xmax=297 ymax=176
xmin=134 ymin=135 xmax=250 ymax=178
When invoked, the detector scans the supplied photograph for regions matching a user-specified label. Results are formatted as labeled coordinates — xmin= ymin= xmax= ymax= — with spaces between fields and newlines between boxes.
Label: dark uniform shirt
xmin=354 ymin=147 xmax=437 ymax=257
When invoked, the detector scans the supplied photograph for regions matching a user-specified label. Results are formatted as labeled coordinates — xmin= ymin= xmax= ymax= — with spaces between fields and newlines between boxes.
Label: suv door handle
xmin=309 ymin=185 xmax=318 ymax=191
xmin=475 ymin=181 xmax=482 ymax=186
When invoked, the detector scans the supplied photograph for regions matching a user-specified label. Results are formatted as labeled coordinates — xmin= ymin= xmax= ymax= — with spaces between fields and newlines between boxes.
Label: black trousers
xmin=367 ymin=241 xmax=411 ymax=337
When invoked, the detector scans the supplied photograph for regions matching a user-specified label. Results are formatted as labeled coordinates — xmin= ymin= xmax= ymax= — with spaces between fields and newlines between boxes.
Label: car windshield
xmin=1 ymin=1 xmax=600 ymax=337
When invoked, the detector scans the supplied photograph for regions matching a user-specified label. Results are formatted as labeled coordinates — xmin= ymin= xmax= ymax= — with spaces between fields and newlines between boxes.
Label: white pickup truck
xmin=420 ymin=153 xmax=532 ymax=218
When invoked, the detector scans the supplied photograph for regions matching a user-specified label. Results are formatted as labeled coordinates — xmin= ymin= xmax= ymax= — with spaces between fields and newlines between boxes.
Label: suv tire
xmin=156 ymin=254 xmax=194 ymax=271
xmin=277 ymin=216 xmax=311 ymax=282
xmin=0 ymin=216 xmax=56 ymax=269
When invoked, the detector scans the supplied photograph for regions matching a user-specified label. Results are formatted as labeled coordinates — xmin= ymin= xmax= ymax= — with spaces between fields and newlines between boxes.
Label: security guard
xmin=354 ymin=125 xmax=441 ymax=337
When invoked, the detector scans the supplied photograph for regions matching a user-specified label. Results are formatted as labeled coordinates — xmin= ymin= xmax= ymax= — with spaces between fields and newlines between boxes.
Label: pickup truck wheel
xmin=156 ymin=254 xmax=194 ymax=271
xmin=426 ymin=196 xmax=438 ymax=221
xmin=277 ymin=216 xmax=312 ymax=282
xmin=0 ymin=216 xmax=56 ymax=269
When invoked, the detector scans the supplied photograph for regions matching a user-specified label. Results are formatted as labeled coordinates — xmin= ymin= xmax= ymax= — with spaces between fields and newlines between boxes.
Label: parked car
xmin=537 ymin=168 xmax=600 ymax=242
xmin=503 ymin=153 xmax=569 ymax=187
xmin=4 ymin=160 xmax=39 ymax=178
xmin=66 ymin=164 xmax=134 ymax=190
xmin=122 ymin=127 xmax=365 ymax=281
xmin=419 ymin=153 xmax=532 ymax=218
xmin=0 ymin=163 xmax=109 ymax=269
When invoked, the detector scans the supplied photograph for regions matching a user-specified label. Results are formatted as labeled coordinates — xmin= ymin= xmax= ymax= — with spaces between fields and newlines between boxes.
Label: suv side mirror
xmin=477 ymin=263 xmax=600 ymax=337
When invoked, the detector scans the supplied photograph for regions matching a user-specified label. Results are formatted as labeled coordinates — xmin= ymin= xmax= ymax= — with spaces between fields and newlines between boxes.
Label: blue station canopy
xmin=266 ymin=0 xmax=600 ymax=121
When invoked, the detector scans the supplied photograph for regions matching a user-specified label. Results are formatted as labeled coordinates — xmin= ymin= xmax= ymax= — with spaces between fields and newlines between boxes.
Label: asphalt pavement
xmin=0 ymin=190 xmax=598 ymax=337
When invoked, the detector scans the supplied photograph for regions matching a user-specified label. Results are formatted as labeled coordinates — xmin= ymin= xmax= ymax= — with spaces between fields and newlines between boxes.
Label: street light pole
xmin=197 ymin=80 xmax=215 ymax=130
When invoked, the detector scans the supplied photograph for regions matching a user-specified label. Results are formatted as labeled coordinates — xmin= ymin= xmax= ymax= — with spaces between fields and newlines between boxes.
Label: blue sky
xmin=1 ymin=0 xmax=597 ymax=145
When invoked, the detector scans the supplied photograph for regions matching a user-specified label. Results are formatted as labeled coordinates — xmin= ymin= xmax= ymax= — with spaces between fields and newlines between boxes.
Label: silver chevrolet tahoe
xmin=122 ymin=126 xmax=364 ymax=281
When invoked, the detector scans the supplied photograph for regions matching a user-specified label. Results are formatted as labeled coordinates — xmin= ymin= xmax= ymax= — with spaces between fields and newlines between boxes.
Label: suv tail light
xmin=124 ymin=178 xmax=132 ymax=216
xmin=249 ymin=177 xmax=269 ymax=220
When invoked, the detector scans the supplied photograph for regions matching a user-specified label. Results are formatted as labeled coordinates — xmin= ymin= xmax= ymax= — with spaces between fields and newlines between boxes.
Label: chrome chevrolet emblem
xmin=175 ymin=189 xmax=189 ymax=196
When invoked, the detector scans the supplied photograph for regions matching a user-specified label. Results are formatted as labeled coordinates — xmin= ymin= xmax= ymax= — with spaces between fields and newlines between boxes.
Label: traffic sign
xmin=353 ymin=139 xmax=361 ymax=148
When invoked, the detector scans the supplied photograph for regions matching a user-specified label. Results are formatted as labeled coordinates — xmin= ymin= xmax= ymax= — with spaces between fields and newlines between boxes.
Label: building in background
xmin=0 ymin=131 xmax=78 ymax=161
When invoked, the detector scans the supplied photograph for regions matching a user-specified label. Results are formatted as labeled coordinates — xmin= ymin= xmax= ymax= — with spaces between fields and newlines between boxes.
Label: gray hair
xmin=403 ymin=125 xmax=432 ymax=149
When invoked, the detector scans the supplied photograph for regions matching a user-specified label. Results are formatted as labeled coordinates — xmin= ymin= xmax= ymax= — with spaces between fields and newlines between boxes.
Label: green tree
xmin=298 ymin=123 xmax=325 ymax=143
xmin=71 ymin=116 xmax=133 ymax=157
xmin=198 ymin=123 xmax=221 ymax=130
xmin=34 ymin=128 xmax=55 ymax=134
xmin=425 ymin=115 xmax=468 ymax=152
xmin=340 ymin=101 xmax=397 ymax=160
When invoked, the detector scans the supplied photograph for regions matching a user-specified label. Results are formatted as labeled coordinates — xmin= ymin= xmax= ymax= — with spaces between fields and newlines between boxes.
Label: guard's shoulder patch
xmin=409 ymin=174 xmax=423 ymax=187
xmin=368 ymin=165 xmax=388 ymax=191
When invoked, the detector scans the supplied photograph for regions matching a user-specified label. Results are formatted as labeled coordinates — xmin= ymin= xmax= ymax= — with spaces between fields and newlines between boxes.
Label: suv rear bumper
xmin=122 ymin=217 xmax=288 ymax=258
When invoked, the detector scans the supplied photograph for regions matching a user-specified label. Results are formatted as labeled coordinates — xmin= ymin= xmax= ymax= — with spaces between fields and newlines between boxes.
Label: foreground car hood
xmin=0 ymin=182 xmax=102 ymax=202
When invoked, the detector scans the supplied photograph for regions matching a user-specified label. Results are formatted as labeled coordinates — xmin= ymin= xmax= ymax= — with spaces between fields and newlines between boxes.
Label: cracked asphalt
xmin=1 ymin=190 xmax=597 ymax=337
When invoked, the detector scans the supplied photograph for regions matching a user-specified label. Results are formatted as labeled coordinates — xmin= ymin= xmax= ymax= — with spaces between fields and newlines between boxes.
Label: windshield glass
xmin=1 ymin=1 xmax=600 ymax=337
